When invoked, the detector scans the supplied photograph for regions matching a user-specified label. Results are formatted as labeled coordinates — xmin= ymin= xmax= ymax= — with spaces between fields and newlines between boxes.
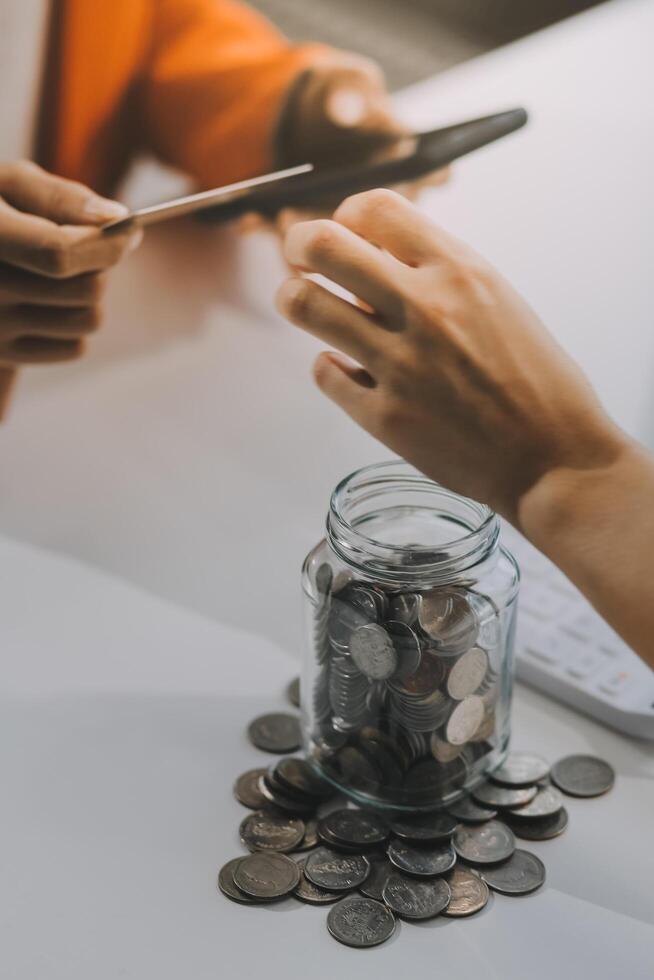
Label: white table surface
xmin=1 ymin=534 xmax=652 ymax=980
xmin=0 ymin=0 xmax=653 ymax=975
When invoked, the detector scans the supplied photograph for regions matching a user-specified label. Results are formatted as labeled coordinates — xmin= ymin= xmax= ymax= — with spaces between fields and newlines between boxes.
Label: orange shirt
xmin=37 ymin=0 xmax=328 ymax=195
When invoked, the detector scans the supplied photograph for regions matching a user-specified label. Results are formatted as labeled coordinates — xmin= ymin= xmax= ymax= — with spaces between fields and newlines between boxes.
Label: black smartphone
xmin=200 ymin=107 xmax=528 ymax=222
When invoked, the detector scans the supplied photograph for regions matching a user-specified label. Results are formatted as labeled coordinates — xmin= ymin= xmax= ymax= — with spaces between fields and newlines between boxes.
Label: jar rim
xmin=327 ymin=460 xmax=499 ymax=583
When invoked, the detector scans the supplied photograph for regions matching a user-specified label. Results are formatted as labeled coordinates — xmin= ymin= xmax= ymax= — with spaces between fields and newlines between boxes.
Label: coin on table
xmin=550 ymin=754 xmax=615 ymax=797
xmin=327 ymin=895 xmax=396 ymax=948
xmin=453 ymin=820 xmax=515 ymax=865
xmin=286 ymin=676 xmax=300 ymax=708
xmin=294 ymin=859 xmax=342 ymax=905
xmin=360 ymin=853 xmax=393 ymax=901
xmin=239 ymin=809 xmax=305 ymax=853
xmin=233 ymin=851 xmax=301 ymax=899
xmin=507 ymin=784 xmax=563 ymax=819
xmin=390 ymin=812 xmax=458 ymax=843
xmin=442 ymin=866 xmax=490 ymax=917
xmin=448 ymin=795 xmax=497 ymax=823
xmin=233 ymin=768 xmax=268 ymax=810
xmin=257 ymin=774 xmax=316 ymax=816
xmin=387 ymin=838 xmax=456 ymax=877
xmin=446 ymin=647 xmax=489 ymax=700
xmin=471 ymin=781 xmax=538 ymax=810
xmin=479 ymin=849 xmax=546 ymax=895
xmin=350 ymin=623 xmax=398 ymax=680
xmin=382 ymin=872 xmax=451 ymax=919
xmin=272 ymin=756 xmax=334 ymax=801
xmin=506 ymin=807 xmax=569 ymax=841
xmin=218 ymin=857 xmax=259 ymax=904
xmin=247 ymin=712 xmax=302 ymax=753
xmin=319 ymin=809 xmax=390 ymax=849
xmin=490 ymin=752 xmax=550 ymax=787
xmin=445 ymin=696 xmax=485 ymax=745
xmin=418 ymin=588 xmax=478 ymax=653
xmin=304 ymin=846 xmax=371 ymax=891
xmin=295 ymin=817 xmax=320 ymax=852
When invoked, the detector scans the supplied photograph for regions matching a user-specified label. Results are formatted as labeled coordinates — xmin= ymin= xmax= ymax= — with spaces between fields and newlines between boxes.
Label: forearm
xmin=519 ymin=439 xmax=654 ymax=667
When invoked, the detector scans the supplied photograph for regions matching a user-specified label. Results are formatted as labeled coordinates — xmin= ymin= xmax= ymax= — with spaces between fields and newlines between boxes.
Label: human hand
xmin=276 ymin=189 xmax=626 ymax=528
xmin=0 ymin=161 xmax=142 ymax=417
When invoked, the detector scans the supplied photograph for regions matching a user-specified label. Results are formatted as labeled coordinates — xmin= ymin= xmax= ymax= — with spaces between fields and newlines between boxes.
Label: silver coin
xmin=319 ymin=808 xmax=390 ymax=848
xmin=445 ymin=696 xmax=485 ymax=745
xmin=382 ymin=872 xmax=451 ymax=919
xmin=507 ymin=807 xmax=569 ymax=841
xmin=233 ymin=768 xmax=268 ymax=810
xmin=247 ymin=712 xmax=301 ymax=753
xmin=454 ymin=820 xmax=515 ymax=865
xmin=448 ymin=795 xmax=498 ymax=823
xmin=430 ymin=733 xmax=464 ymax=764
xmin=286 ymin=676 xmax=301 ymax=708
xmin=257 ymin=774 xmax=316 ymax=816
xmin=389 ymin=592 xmax=419 ymax=626
xmin=389 ymin=812 xmax=458 ymax=843
xmin=507 ymin=784 xmax=563 ymax=819
xmin=471 ymin=781 xmax=538 ymax=810
xmin=446 ymin=647 xmax=489 ymax=700
xmin=350 ymin=624 xmax=398 ymax=680
xmin=386 ymin=620 xmax=423 ymax=679
xmin=327 ymin=895 xmax=396 ymax=948
xmin=239 ymin=809 xmax=305 ymax=853
xmin=479 ymin=849 xmax=546 ymax=895
xmin=442 ymin=866 xmax=489 ymax=917
xmin=294 ymin=859 xmax=342 ymax=904
xmin=360 ymin=854 xmax=393 ymax=901
xmin=272 ymin=757 xmax=334 ymax=801
xmin=550 ymin=754 xmax=615 ymax=798
xmin=491 ymin=752 xmax=550 ymax=787
xmin=304 ymin=846 xmax=371 ymax=891
xmin=387 ymin=838 xmax=456 ymax=877
xmin=218 ymin=857 xmax=259 ymax=904
xmin=295 ymin=817 xmax=320 ymax=852
xmin=316 ymin=562 xmax=334 ymax=597
xmin=418 ymin=588 xmax=478 ymax=653
xmin=233 ymin=851 xmax=301 ymax=899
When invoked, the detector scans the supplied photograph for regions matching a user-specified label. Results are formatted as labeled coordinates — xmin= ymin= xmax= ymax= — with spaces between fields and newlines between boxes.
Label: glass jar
xmin=301 ymin=461 xmax=519 ymax=812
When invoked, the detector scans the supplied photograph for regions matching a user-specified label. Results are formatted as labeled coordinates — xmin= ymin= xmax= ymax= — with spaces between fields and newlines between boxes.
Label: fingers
xmin=0 ymin=160 xmax=128 ymax=225
xmin=313 ymin=350 xmax=376 ymax=421
xmin=334 ymin=188 xmax=459 ymax=266
xmin=283 ymin=218 xmax=405 ymax=318
xmin=0 ymin=265 xmax=105 ymax=307
xmin=1 ymin=305 xmax=101 ymax=340
xmin=0 ymin=366 xmax=17 ymax=421
xmin=276 ymin=276 xmax=387 ymax=367
xmin=3 ymin=336 xmax=85 ymax=365
xmin=0 ymin=200 xmax=141 ymax=277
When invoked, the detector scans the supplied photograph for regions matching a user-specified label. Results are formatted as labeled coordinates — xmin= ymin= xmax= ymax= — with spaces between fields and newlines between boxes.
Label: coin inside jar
xmin=349 ymin=623 xmax=398 ymax=680
xmin=448 ymin=795 xmax=498 ymax=823
xmin=446 ymin=646 xmax=489 ymax=700
xmin=418 ymin=588 xmax=478 ymax=653
xmin=382 ymin=872 xmax=451 ymax=919
xmin=445 ymin=695 xmax=485 ymax=745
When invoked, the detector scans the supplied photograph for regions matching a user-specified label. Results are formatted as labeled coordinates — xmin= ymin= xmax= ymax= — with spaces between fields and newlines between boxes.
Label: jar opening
xmin=326 ymin=460 xmax=499 ymax=583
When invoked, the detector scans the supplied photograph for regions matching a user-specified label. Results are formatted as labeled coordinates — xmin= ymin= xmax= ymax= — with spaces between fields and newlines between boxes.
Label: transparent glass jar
xmin=301 ymin=461 xmax=519 ymax=812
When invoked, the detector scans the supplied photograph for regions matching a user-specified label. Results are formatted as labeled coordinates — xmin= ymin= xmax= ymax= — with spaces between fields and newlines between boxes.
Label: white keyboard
xmin=501 ymin=521 xmax=654 ymax=741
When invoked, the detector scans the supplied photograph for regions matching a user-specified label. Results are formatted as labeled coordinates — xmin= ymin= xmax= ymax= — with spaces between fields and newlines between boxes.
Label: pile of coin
xmin=307 ymin=564 xmax=505 ymax=807
xmin=218 ymin=685 xmax=616 ymax=948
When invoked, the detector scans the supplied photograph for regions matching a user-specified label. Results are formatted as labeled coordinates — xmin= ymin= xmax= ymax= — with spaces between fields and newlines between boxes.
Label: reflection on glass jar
xmin=301 ymin=461 xmax=519 ymax=811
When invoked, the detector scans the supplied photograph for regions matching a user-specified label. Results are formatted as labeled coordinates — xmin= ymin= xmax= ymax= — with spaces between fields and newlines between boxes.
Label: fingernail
xmin=326 ymin=87 xmax=368 ymax=127
xmin=83 ymin=196 xmax=129 ymax=222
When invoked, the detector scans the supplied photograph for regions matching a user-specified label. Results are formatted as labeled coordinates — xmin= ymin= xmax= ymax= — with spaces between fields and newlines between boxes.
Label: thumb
xmin=0 ymin=162 xmax=128 ymax=226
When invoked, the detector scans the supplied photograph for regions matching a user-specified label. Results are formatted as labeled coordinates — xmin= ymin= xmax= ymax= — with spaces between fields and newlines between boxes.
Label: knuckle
xmin=277 ymin=278 xmax=313 ymax=322
xmin=303 ymin=220 xmax=339 ymax=265
xmin=42 ymin=243 xmax=72 ymax=279
xmin=337 ymin=187 xmax=401 ymax=224
xmin=376 ymin=394 xmax=406 ymax=436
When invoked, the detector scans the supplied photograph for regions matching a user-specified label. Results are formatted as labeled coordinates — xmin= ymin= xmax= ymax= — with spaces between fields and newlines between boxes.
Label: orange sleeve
xmin=138 ymin=0 xmax=331 ymax=187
